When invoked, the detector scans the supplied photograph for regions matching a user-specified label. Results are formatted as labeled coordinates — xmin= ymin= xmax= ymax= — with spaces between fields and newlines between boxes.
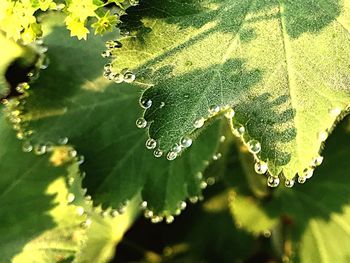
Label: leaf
xmin=228 ymin=118 xmax=350 ymax=262
xmin=109 ymin=0 xmax=350 ymax=179
xmin=0 ymin=111 xmax=84 ymax=262
xmin=16 ymin=13 xmax=221 ymax=216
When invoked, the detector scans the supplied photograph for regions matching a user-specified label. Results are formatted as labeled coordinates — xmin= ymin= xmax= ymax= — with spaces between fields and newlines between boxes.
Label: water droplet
xmin=172 ymin=143 xmax=182 ymax=153
xmin=85 ymin=195 xmax=92 ymax=201
xmin=194 ymin=117 xmax=205 ymax=128
xmin=304 ymin=169 xmax=314 ymax=179
xmin=247 ymin=140 xmax=261 ymax=154
xmin=136 ymin=117 xmax=147 ymax=128
xmin=207 ymin=177 xmax=215 ymax=185
xmin=208 ymin=105 xmax=220 ymax=115
xmin=232 ymin=123 xmax=245 ymax=136
xmin=318 ymin=131 xmax=328 ymax=142
xmin=174 ymin=209 xmax=181 ymax=215
xmin=160 ymin=102 xmax=165 ymax=108
xmin=101 ymin=50 xmax=112 ymax=58
xmin=312 ymin=156 xmax=324 ymax=167
xmin=67 ymin=193 xmax=75 ymax=203
xmin=297 ymin=176 xmax=306 ymax=184
xmin=220 ymin=136 xmax=226 ymax=142
xmin=225 ymin=108 xmax=235 ymax=119
xmin=213 ymin=153 xmax=222 ymax=160
xmin=189 ymin=196 xmax=199 ymax=203
xmin=195 ymin=172 xmax=203 ymax=180
xmin=267 ymin=175 xmax=279 ymax=187
xmin=118 ymin=205 xmax=126 ymax=214
xmin=58 ymin=137 xmax=68 ymax=145
xmin=285 ymin=178 xmax=295 ymax=188
xmin=34 ymin=143 xmax=47 ymax=155
xmin=166 ymin=151 xmax=177 ymax=161
xmin=67 ymin=177 xmax=74 ymax=186
xmin=180 ymin=136 xmax=192 ymax=148
xmin=105 ymin=40 xmax=122 ymax=49
xmin=80 ymin=218 xmax=92 ymax=228
xmin=140 ymin=98 xmax=152 ymax=109
xmin=16 ymin=131 xmax=24 ymax=140
xmin=153 ymin=149 xmax=163 ymax=158
xmin=69 ymin=149 xmax=77 ymax=158
xmin=200 ymin=181 xmax=207 ymax=189
xmin=77 ymin=155 xmax=85 ymax=165
xmin=111 ymin=209 xmax=119 ymax=217
xmin=144 ymin=209 xmax=153 ymax=218
xmin=254 ymin=161 xmax=268 ymax=174
xmin=151 ymin=216 xmax=163 ymax=223
xmin=179 ymin=201 xmax=187 ymax=210
xmin=16 ymin=82 xmax=29 ymax=93
xmin=101 ymin=211 xmax=108 ymax=217
xmin=104 ymin=63 xmax=112 ymax=71
xmin=165 ymin=215 xmax=174 ymax=224
xmin=329 ymin=107 xmax=341 ymax=117
xmin=140 ymin=201 xmax=148 ymax=209
xmin=263 ymin=230 xmax=271 ymax=238
xmin=76 ymin=206 xmax=85 ymax=216
xmin=146 ymin=138 xmax=157 ymax=149
xmin=129 ymin=0 xmax=139 ymax=6
xmin=124 ymin=71 xmax=136 ymax=83
xmin=22 ymin=141 xmax=33 ymax=152
xmin=113 ymin=73 xmax=124 ymax=83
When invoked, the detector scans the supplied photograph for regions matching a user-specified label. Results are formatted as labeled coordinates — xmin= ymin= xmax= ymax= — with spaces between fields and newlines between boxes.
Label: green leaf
xmin=16 ymin=13 xmax=221 ymax=217
xmin=229 ymin=118 xmax=350 ymax=262
xmin=0 ymin=111 xmax=84 ymax=262
xmin=109 ymin=0 xmax=350 ymax=180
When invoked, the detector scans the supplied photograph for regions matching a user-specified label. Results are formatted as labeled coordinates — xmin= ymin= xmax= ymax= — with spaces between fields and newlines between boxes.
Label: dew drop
xmin=313 ymin=156 xmax=324 ymax=166
xmin=225 ymin=108 xmax=235 ymax=119
xmin=58 ymin=137 xmax=68 ymax=145
xmin=67 ymin=177 xmax=74 ymax=186
xmin=153 ymin=149 xmax=163 ymax=158
xmin=254 ymin=161 xmax=268 ymax=174
xmin=104 ymin=63 xmax=111 ymax=71
xmin=304 ymin=169 xmax=314 ymax=179
xmin=101 ymin=50 xmax=112 ymax=58
xmin=124 ymin=71 xmax=136 ymax=83
xmin=129 ymin=0 xmax=139 ymax=6
xmin=193 ymin=118 xmax=205 ymax=129
xmin=179 ymin=201 xmax=187 ymax=210
xmin=207 ymin=177 xmax=215 ymax=185
xmin=80 ymin=218 xmax=92 ymax=228
xmin=213 ymin=153 xmax=222 ymax=160
xmin=263 ymin=230 xmax=271 ymax=238
xmin=111 ymin=209 xmax=119 ymax=217
xmin=22 ymin=141 xmax=33 ymax=153
xmin=146 ymin=138 xmax=157 ymax=149
xmin=189 ymin=196 xmax=199 ymax=203
xmin=151 ymin=216 xmax=163 ymax=223
xmin=67 ymin=193 xmax=75 ymax=203
xmin=85 ymin=195 xmax=92 ymax=201
xmin=297 ymin=176 xmax=306 ymax=184
xmin=174 ymin=209 xmax=181 ymax=216
xmin=232 ymin=123 xmax=245 ymax=136
xmin=77 ymin=155 xmax=85 ymax=165
xmin=171 ymin=144 xmax=182 ymax=154
xmin=105 ymin=40 xmax=122 ymax=49
xmin=166 ymin=151 xmax=177 ymax=161
xmin=69 ymin=149 xmax=77 ymax=158
xmin=113 ymin=73 xmax=124 ymax=83
xmin=200 ymin=181 xmax=207 ymax=189
xmin=180 ymin=136 xmax=192 ymax=148
xmin=285 ymin=179 xmax=295 ymax=188
xmin=16 ymin=132 xmax=24 ymax=140
xmin=208 ymin=105 xmax=220 ymax=115
xmin=195 ymin=172 xmax=203 ymax=180
xmin=318 ymin=131 xmax=328 ymax=142
xmin=76 ymin=206 xmax=85 ymax=216
xmin=136 ymin=117 xmax=147 ymax=128
xmin=247 ymin=140 xmax=261 ymax=154
xmin=144 ymin=209 xmax=153 ymax=218
xmin=329 ymin=107 xmax=341 ymax=117
xmin=140 ymin=201 xmax=148 ymax=209
xmin=220 ymin=136 xmax=226 ymax=142
xmin=267 ymin=175 xmax=279 ymax=187
xmin=165 ymin=215 xmax=174 ymax=224
xmin=140 ymin=98 xmax=152 ymax=109
xmin=34 ymin=143 xmax=47 ymax=155
xmin=118 ymin=205 xmax=126 ymax=214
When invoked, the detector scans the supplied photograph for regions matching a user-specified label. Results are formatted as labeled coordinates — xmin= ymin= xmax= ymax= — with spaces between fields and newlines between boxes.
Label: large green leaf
xmin=229 ymin=118 xmax=350 ymax=262
xmin=108 ymin=0 xmax=350 ymax=180
xmin=0 ymin=111 xmax=84 ymax=262
xmin=16 ymin=13 xmax=221 ymax=217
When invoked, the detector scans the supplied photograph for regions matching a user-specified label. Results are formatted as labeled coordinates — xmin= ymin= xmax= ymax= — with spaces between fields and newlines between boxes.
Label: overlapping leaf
xmin=16 ymin=13 xmax=221 ymax=216
xmin=229 ymin=118 xmax=350 ymax=262
xmin=109 ymin=0 xmax=350 ymax=180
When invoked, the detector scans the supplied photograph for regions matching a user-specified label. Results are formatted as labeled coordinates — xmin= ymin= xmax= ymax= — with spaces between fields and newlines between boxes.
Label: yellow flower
xmin=67 ymin=0 xmax=97 ymax=21
xmin=65 ymin=17 xmax=90 ymax=40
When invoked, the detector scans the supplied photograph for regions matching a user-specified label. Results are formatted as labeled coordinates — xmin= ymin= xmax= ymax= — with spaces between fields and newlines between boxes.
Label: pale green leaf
xmin=110 ymin=0 xmax=350 ymax=179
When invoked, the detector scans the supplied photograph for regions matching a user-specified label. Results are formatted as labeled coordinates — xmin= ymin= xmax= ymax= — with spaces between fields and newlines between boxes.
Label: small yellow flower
xmin=65 ymin=17 xmax=90 ymax=40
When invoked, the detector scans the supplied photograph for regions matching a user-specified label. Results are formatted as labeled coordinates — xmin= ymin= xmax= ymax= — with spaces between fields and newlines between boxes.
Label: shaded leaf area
xmin=228 ymin=118 xmax=350 ymax=262
xmin=0 ymin=112 xmax=84 ymax=262
xmin=18 ymin=14 xmax=221 ymax=216
xmin=111 ymin=0 xmax=350 ymax=179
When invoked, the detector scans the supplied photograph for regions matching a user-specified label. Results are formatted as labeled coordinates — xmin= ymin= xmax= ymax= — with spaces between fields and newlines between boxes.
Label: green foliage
xmin=0 ymin=0 xmax=350 ymax=262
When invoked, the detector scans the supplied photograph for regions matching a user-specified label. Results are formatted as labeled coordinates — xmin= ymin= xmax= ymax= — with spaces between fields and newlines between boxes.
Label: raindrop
xmin=232 ymin=123 xmax=245 ymax=136
xmin=153 ymin=149 xmax=163 ymax=158
xmin=180 ymin=136 xmax=192 ymax=148
xmin=136 ymin=117 xmax=147 ymax=128
xmin=58 ymin=137 xmax=68 ymax=145
xmin=329 ymin=107 xmax=341 ymax=117
xmin=189 ymin=196 xmax=199 ymax=203
xmin=124 ymin=71 xmax=136 ymax=83
xmin=208 ymin=105 xmax=220 ymax=115
xmin=200 ymin=181 xmax=207 ymax=189
xmin=80 ymin=218 xmax=92 ymax=228
xmin=101 ymin=50 xmax=112 ymax=58
xmin=166 ymin=151 xmax=177 ymax=161
xmin=140 ymin=98 xmax=152 ymax=109
xmin=312 ymin=156 xmax=324 ymax=166
xmin=247 ymin=139 xmax=261 ymax=154
xmin=144 ymin=209 xmax=153 ymax=218
xmin=285 ymin=178 xmax=295 ymax=188
xmin=165 ymin=215 xmax=174 ymax=224
xmin=67 ymin=193 xmax=75 ymax=203
xmin=254 ymin=161 xmax=268 ymax=174
xmin=225 ymin=108 xmax=235 ymax=119
xmin=104 ymin=63 xmax=112 ymax=71
xmin=267 ymin=175 xmax=279 ymax=187
xmin=194 ymin=117 xmax=205 ymax=128
xmin=220 ymin=136 xmax=226 ymax=142
xmin=297 ymin=176 xmax=306 ymax=184
xmin=146 ymin=138 xmax=157 ymax=149
xmin=140 ymin=201 xmax=148 ymax=209
xmin=318 ymin=131 xmax=328 ymax=142
xmin=69 ymin=149 xmax=77 ymax=158
xmin=172 ymin=143 xmax=182 ymax=153
xmin=304 ymin=169 xmax=314 ymax=179
xmin=179 ymin=201 xmax=187 ymax=210
xmin=34 ymin=143 xmax=47 ymax=155
xmin=22 ymin=141 xmax=33 ymax=153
